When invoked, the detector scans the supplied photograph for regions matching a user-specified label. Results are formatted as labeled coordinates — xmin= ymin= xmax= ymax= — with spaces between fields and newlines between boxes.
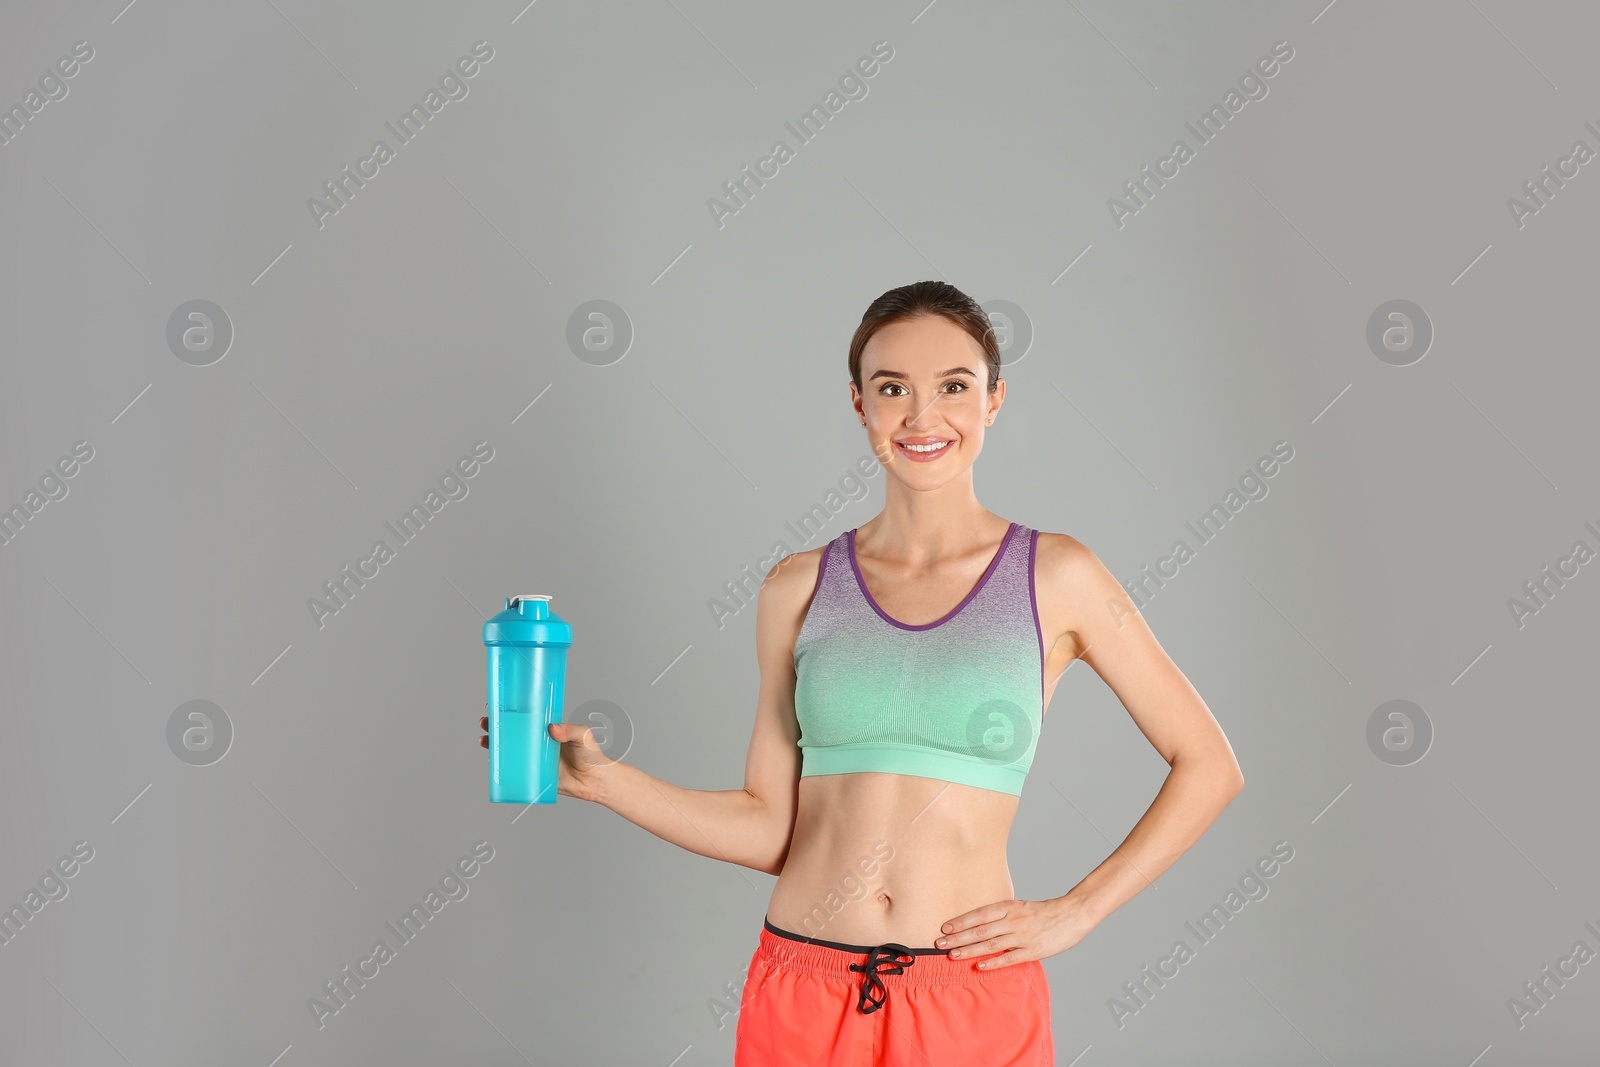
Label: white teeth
xmin=900 ymin=441 xmax=949 ymax=452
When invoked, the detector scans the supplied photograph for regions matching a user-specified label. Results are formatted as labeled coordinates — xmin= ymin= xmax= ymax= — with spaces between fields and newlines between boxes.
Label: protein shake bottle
xmin=483 ymin=594 xmax=571 ymax=804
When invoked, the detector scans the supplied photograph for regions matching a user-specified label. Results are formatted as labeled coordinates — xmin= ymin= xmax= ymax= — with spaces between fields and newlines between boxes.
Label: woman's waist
xmin=792 ymin=771 xmax=1019 ymax=852
xmin=768 ymin=834 xmax=1013 ymax=948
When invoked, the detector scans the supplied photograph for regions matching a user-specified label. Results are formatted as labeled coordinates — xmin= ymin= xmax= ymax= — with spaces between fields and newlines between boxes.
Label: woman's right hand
xmin=478 ymin=716 xmax=614 ymax=804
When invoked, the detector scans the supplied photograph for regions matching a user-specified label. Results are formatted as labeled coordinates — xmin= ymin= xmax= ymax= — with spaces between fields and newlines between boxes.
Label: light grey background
xmin=2 ymin=0 xmax=1596 ymax=1063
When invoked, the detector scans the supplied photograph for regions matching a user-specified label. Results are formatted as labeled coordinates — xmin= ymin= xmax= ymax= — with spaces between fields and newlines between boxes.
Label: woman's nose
xmin=904 ymin=396 xmax=938 ymax=428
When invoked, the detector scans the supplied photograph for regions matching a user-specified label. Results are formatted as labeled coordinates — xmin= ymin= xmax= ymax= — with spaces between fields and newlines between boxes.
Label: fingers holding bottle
xmin=477 ymin=715 xmax=609 ymax=803
xmin=548 ymin=721 xmax=613 ymax=803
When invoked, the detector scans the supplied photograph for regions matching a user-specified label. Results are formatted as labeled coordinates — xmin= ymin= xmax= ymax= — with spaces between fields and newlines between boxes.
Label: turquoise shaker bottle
xmin=483 ymin=594 xmax=572 ymax=804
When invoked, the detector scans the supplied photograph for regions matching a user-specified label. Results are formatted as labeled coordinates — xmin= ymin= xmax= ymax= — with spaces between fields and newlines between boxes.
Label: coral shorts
xmin=734 ymin=916 xmax=1054 ymax=1067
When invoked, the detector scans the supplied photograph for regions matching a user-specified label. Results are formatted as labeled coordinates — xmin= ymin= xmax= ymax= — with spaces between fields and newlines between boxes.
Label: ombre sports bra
xmin=792 ymin=522 xmax=1046 ymax=797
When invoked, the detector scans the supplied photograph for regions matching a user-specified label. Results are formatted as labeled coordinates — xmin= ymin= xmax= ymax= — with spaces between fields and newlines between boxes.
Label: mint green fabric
xmin=793 ymin=523 xmax=1045 ymax=797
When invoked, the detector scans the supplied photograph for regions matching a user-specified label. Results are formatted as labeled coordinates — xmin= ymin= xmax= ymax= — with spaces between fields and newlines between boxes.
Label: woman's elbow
xmin=1181 ymin=748 xmax=1244 ymax=798
xmin=1221 ymin=754 xmax=1245 ymax=797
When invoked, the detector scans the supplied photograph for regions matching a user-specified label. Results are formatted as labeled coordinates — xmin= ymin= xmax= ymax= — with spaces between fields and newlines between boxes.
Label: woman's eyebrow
xmin=867 ymin=367 xmax=977 ymax=382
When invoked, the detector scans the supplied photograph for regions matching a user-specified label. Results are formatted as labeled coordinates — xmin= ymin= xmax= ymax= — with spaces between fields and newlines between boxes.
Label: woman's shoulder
xmin=760 ymin=539 xmax=829 ymax=600
xmin=753 ymin=542 xmax=829 ymax=652
xmin=1029 ymin=528 xmax=1119 ymax=598
xmin=1029 ymin=527 xmax=1090 ymax=556
xmin=1026 ymin=528 xmax=1133 ymax=648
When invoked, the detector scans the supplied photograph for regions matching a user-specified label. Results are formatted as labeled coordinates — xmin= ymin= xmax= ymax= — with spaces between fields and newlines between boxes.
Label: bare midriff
xmin=765 ymin=771 xmax=1021 ymax=949
xmin=766 ymin=531 xmax=1078 ymax=950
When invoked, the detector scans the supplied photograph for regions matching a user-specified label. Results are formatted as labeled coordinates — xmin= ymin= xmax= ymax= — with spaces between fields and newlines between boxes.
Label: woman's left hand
xmin=935 ymin=896 xmax=1096 ymax=969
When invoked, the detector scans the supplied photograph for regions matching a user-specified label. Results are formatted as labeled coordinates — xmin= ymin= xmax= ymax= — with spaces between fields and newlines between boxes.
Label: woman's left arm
xmin=937 ymin=533 xmax=1245 ymax=969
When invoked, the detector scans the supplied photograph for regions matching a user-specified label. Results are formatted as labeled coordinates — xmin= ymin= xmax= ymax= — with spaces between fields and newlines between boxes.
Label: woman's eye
xmin=878 ymin=381 xmax=967 ymax=397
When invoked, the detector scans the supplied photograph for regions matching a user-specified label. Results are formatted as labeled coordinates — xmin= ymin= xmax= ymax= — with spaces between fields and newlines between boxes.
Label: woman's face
xmin=852 ymin=315 xmax=1003 ymax=485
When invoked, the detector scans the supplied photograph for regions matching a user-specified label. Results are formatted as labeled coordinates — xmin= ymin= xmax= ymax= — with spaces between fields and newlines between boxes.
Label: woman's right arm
xmin=532 ymin=549 xmax=816 ymax=877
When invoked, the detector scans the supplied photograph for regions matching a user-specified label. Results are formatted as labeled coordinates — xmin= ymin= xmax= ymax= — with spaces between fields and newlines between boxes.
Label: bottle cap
xmin=483 ymin=593 xmax=572 ymax=647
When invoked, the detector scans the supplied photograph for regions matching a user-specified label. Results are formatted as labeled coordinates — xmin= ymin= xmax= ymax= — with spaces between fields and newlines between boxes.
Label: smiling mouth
xmin=895 ymin=439 xmax=952 ymax=459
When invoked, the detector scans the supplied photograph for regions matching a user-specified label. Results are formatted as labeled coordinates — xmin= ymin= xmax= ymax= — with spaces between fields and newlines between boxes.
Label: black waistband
xmin=762 ymin=916 xmax=945 ymax=954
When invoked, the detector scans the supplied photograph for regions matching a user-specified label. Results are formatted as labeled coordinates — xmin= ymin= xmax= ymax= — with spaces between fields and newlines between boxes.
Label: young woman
xmin=478 ymin=280 xmax=1244 ymax=1066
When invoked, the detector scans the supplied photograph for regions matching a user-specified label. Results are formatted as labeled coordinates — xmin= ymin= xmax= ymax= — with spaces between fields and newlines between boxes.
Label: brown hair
xmin=848 ymin=280 xmax=1002 ymax=395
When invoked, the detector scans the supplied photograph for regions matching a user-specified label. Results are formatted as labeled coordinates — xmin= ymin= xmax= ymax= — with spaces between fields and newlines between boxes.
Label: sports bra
xmin=792 ymin=521 xmax=1046 ymax=797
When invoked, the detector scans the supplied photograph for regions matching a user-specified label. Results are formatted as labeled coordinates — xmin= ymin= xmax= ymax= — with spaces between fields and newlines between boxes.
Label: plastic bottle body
xmin=483 ymin=595 xmax=572 ymax=805
xmin=486 ymin=644 xmax=567 ymax=804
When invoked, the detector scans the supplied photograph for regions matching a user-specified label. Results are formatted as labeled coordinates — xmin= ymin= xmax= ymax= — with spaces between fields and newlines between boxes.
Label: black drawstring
xmin=762 ymin=918 xmax=944 ymax=1015
xmin=849 ymin=944 xmax=916 ymax=1014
